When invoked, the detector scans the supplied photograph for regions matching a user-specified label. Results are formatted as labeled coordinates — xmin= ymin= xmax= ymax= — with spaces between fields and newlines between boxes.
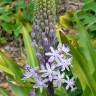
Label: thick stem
xmin=47 ymin=82 xmax=54 ymax=96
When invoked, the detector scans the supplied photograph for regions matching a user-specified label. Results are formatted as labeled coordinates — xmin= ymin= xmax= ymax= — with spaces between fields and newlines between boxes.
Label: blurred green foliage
xmin=0 ymin=0 xmax=34 ymax=37
xmin=73 ymin=0 xmax=96 ymax=39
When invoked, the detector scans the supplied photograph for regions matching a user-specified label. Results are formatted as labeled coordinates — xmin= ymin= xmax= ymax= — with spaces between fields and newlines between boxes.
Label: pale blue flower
xmin=33 ymin=77 xmax=48 ymax=89
xmin=40 ymin=63 xmax=57 ymax=81
xmin=57 ymin=43 xmax=71 ymax=56
xmin=56 ymin=57 xmax=72 ymax=71
xmin=64 ymin=76 xmax=76 ymax=91
xmin=22 ymin=65 xmax=38 ymax=80
xmin=53 ymin=72 xmax=65 ymax=88
xmin=45 ymin=47 xmax=61 ymax=63
xmin=24 ymin=65 xmax=33 ymax=72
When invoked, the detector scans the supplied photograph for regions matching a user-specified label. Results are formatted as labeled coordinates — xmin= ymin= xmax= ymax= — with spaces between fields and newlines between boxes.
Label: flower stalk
xmin=47 ymin=82 xmax=54 ymax=96
xmin=32 ymin=1 xmax=57 ymax=95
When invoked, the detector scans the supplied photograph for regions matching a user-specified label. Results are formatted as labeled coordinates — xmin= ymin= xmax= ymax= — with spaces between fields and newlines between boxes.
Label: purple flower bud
xmin=45 ymin=26 xmax=49 ymax=33
xmin=42 ymin=37 xmax=48 ymax=46
xmin=31 ymin=32 xmax=35 ymax=38
xmin=45 ymin=20 xmax=49 ymax=26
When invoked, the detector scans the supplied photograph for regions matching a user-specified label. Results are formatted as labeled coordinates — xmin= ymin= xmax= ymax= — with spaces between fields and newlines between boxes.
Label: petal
xmin=45 ymin=52 xmax=52 ymax=56
xmin=51 ymin=65 xmax=56 ymax=70
xmin=64 ymin=79 xmax=68 ymax=84
xmin=58 ymin=43 xmax=62 ymax=48
xmin=25 ymin=65 xmax=32 ymax=71
xmin=61 ymin=73 xmax=65 ymax=78
xmin=48 ymin=56 xmax=54 ymax=62
xmin=23 ymin=72 xmax=33 ymax=79
xmin=22 ymin=76 xmax=27 ymax=80
xmin=62 ymin=79 xmax=65 ymax=83
xmin=39 ymin=70 xmax=47 ymax=73
xmin=41 ymin=73 xmax=48 ymax=77
xmin=62 ymin=45 xmax=70 ymax=53
xmin=46 ymin=63 xmax=51 ymax=69
xmin=60 ymin=54 xmax=64 ymax=58
xmin=55 ymin=57 xmax=61 ymax=63
xmin=66 ymin=66 xmax=70 ymax=71
xmin=66 ymin=85 xmax=69 ymax=90
xmin=53 ymin=76 xmax=58 ymax=79
xmin=50 ymin=47 xmax=55 ymax=53
xmin=66 ymin=75 xmax=70 ymax=80
xmin=33 ymin=84 xmax=38 ymax=88
xmin=61 ymin=66 xmax=65 ymax=71
xmin=56 ymin=64 xmax=62 ymax=67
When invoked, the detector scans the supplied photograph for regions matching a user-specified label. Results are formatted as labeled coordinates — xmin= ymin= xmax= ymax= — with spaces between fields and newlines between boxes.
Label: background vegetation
xmin=0 ymin=0 xmax=96 ymax=96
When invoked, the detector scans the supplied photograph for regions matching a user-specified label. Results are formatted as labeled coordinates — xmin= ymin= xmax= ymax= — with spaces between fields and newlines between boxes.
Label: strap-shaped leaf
xmin=0 ymin=88 xmax=9 ymax=96
xmin=22 ymin=26 xmax=38 ymax=67
xmin=0 ymin=51 xmax=22 ymax=80
xmin=0 ymin=64 xmax=14 ymax=77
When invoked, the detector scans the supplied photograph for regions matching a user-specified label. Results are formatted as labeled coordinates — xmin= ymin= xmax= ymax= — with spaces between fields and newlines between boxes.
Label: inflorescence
xmin=23 ymin=43 xmax=76 ymax=92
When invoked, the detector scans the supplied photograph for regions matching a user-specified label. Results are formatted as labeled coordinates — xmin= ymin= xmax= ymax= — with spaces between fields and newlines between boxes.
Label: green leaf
xmin=23 ymin=0 xmax=34 ymax=22
xmin=0 ymin=51 xmax=22 ymax=80
xmin=0 ymin=88 xmax=8 ymax=96
xmin=0 ymin=64 xmax=15 ymax=77
xmin=82 ymin=1 xmax=96 ymax=12
xmin=0 ymin=14 xmax=12 ymax=22
xmin=14 ymin=24 xmax=22 ymax=37
xmin=55 ymin=87 xmax=68 ymax=96
xmin=83 ymin=0 xmax=94 ymax=4
xmin=74 ymin=13 xmax=96 ymax=73
xmin=1 ymin=23 xmax=14 ymax=33
xmin=22 ymin=26 xmax=39 ymax=67
xmin=0 ymin=37 xmax=7 ymax=45
xmin=82 ymin=86 xmax=93 ymax=96
xmin=17 ymin=0 xmax=26 ymax=9
xmin=10 ymin=83 xmax=32 ymax=96
xmin=0 ymin=0 xmax=12 ymax=6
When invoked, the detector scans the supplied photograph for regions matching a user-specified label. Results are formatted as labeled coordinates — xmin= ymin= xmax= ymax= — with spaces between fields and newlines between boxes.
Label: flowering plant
xmin=23 ymin=43 xmax=76 ymax=95
xmin=22 ymin=0 xmax=78 ymax=96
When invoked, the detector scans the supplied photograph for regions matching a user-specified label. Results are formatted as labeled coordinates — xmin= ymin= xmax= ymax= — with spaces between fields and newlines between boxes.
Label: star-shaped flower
xmin=22 ymin=65 xmax=38 ymax=80
xmin=53 ymin=72 xmax=65 ymax=88
xmin=45 ymin=47 xmax=61 ymax=63
xmin=40 ymin=63 xmax=57 ymax=81
xmin=33 ymin=78 xmax=48 ymax=89
xmin=57 ymin=43 xmax=71 ymax=55
xmin=64 ymin=76 xmax=76 ymax=91
xmin=56 ymin=58 xmax=72 ymax=71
